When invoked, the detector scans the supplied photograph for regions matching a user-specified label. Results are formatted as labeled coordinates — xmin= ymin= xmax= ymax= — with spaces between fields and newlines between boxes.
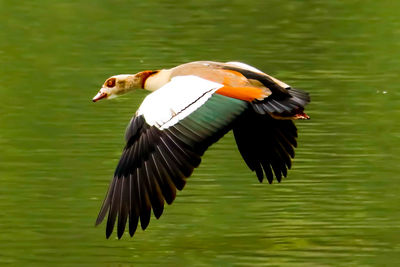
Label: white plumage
xmin=137 ymin=75 xmax=224 ymax=129
xmin=226 ymin=61 xmax=264 ymax=73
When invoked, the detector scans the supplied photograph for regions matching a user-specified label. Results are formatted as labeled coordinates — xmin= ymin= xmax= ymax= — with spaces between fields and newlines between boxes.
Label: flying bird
xmin=92 ymin=61 xmax=310 ymax=239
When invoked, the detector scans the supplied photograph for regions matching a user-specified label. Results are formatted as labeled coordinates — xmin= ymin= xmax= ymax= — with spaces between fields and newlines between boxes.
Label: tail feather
xmin=251 ymin=88 xmax=310 ymax=118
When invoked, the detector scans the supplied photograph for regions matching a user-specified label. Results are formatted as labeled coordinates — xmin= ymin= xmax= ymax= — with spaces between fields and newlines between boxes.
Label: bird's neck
xmin=143 ymin=69 xmax=172 ymax=91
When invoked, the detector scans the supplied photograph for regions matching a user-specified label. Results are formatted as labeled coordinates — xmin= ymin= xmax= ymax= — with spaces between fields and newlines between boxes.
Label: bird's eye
xmin=106 ymin=78 xmax=116 ymax=87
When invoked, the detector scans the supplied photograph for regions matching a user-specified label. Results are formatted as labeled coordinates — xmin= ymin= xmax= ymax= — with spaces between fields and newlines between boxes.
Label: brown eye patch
xmin=106 ymin=78 xmax=116 ymax=87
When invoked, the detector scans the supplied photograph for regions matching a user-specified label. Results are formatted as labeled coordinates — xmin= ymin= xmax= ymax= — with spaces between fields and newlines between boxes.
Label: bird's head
xmin=93 ymin=71 xmax=157 ymax=102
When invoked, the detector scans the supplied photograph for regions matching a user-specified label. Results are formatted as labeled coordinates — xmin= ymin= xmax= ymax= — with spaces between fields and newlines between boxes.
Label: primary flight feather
xmin=92 ymin=61 xmax=310 ymax=239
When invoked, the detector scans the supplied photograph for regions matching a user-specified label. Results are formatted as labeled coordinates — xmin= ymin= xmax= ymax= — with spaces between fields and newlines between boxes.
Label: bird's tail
xmin=251 ymin=87 xmax=310 ymax=119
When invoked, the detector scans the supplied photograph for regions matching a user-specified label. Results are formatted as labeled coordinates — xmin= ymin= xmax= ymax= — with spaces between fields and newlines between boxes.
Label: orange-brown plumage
xmin=216 ymin=85 xmax=268 ymax=101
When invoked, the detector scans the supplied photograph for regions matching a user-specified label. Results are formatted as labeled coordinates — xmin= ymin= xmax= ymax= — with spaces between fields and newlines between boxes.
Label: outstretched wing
xmin=225 ymin=62 xmax=307 ymax=178
xmin=96 ymin=76 xmax=247 ymax=238
xmin=233 ymin=109 xmax=298 ymax=184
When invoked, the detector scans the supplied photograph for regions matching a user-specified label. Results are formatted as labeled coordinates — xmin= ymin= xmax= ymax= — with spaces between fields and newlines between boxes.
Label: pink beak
xmin=92 ymin=92 xmax=108 ymax=102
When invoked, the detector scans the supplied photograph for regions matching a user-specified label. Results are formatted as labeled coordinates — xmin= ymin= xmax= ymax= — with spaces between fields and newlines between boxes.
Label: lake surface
xmin=1 ymin=0 xmax=400 ymax=266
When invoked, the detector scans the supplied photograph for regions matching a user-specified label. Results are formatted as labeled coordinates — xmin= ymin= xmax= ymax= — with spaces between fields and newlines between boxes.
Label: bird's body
xmin=93 ymin=61 xmax=310 ymax=239
xmin=146 ymin=61 xmax=263 ymax=91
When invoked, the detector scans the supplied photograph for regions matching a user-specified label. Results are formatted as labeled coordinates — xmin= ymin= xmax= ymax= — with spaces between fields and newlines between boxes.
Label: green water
xmin=1 ymin=0 xmax=400 ymax=266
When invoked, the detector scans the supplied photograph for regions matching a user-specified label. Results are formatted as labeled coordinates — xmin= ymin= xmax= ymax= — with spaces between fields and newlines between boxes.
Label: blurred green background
xmin=1 ymin=0 xmax=400 ymax=266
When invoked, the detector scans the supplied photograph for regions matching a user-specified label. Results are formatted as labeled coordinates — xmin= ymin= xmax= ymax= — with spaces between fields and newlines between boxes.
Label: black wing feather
xmin=106 ymin=176 xmax=122 ymax=238
xmin=143 ymin=161 xmax=164 ymax=219
xmin=117 ymin=176 xmax=130 ymax=239
xmin=96 ymin=94 xmax=244 ymax=238
xmin=96 ymin=176 xmax=116 ymax=226
xmin=233 ymin=109 xmax=298 ymax=184
xmin=149 ymin=153 xmax=176 ymax=205
xmin=128 ymin=173 xmax=139 ymax=237
xmin=138 ymin=167 xmax=151 ymax=230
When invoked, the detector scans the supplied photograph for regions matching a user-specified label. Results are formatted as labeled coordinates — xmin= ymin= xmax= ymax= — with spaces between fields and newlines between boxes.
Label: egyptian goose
xmin=92 ymin=61 xmax=310 ymax=239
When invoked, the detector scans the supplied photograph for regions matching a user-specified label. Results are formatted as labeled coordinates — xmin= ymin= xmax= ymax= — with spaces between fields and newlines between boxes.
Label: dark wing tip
xmin=129 ymin=214 xmax=139 ymax=237
xmin=234 ymin=110 xmax=298 ymax=184
xmin=106 ymin=224 xmax=114 ymax=239
xmin=255 ymin=165 xmax=264 ymax=183
xmin=140 ymin=217 xmax=150 ymax=231
xmin=97 ymin=124 xmax=201 ymax=238
xmin=117 ymin=214 xmax=128 ymax=239
xmin=117 ymin=232 xmax=123 ymax=239
xmin=95 ymin=217 xmax=104 ymax=227
xmin=153 ymin=205 xmax=164 ymax=219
